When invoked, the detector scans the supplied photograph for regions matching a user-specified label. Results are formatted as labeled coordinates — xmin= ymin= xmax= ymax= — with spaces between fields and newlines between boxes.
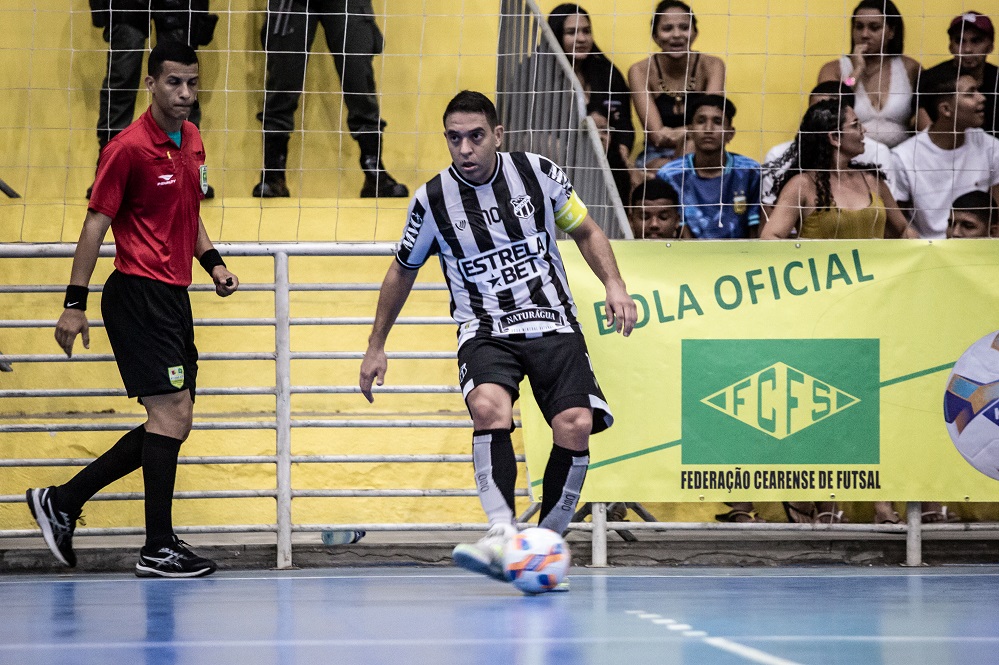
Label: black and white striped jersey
xmin=395 ymin=151 xmax=588 ymax=348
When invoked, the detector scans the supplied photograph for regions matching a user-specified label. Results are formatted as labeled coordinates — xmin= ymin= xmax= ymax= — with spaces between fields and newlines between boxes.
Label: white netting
xmin=0 ymin=0 xmax=991 ymax=241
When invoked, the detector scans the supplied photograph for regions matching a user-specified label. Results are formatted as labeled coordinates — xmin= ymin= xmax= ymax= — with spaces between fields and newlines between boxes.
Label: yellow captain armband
xmin=554 ymin=190 xmax=588 ymax=232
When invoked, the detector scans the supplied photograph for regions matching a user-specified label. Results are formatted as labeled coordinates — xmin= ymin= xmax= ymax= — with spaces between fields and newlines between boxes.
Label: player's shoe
xmin=550 ymin=579 xmax=570 ymax=592
xmin=135 ymin=537 xmax=217 ymax=578
xmin=452 ymin=523 xmax=516 ymax=582
xmin=26 ymin=486 xmax=78 ymax=567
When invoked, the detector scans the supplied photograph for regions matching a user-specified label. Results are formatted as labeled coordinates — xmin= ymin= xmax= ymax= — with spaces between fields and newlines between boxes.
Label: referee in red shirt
xmin=26 ymin=41 xmax=238 ymax=578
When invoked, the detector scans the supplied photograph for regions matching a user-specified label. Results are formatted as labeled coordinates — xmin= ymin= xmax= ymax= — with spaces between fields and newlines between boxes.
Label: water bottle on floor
xmin=321 ymin=529 xmax=366 ymax=545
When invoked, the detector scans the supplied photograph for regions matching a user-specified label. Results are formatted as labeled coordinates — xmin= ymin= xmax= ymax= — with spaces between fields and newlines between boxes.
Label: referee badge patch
xmin=199 ymin=165 xmax=208 ymax=195
xmin=168 ymin=366 xmax=185 ymax=389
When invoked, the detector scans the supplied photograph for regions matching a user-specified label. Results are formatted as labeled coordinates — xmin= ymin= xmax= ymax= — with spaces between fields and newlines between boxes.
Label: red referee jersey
xmin=89 ymin=107 xmax=206 ymax=287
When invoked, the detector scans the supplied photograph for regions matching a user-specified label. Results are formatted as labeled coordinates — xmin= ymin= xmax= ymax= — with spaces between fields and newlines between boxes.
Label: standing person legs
xmin=253 ymin=0 xmax=317 ymax=197
xmin=97 ymin=21 xmax=148 ymax=149
xmin=29 ymin=271 xmax=216 ymax=577
xmin=89 ymin=19 xmax=147 ymax=198
xmin=323 ymin=0 xmax=407 ymax=197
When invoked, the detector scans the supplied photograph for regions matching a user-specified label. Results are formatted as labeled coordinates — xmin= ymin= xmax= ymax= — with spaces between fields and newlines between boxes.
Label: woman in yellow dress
xmin=762 ymin=99 xmax=914 ymax=241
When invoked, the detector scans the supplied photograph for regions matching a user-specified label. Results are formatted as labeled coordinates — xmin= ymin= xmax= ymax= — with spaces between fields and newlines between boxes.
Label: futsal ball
xmin=502 ymin=527 xmax=570 ymax=594
xmin=944 ymin=331 xmax=999 ymax=481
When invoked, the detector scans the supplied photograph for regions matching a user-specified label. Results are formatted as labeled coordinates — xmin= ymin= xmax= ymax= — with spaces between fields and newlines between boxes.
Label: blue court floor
xmin=1 ymin=566 xmax=997 ymax=665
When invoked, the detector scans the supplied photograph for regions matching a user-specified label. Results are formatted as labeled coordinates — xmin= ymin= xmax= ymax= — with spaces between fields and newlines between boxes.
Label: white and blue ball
xmin=944 ymin=331 xmax=999 ymax=481
xmin=502 ymin=527 xmax=570 ymax=594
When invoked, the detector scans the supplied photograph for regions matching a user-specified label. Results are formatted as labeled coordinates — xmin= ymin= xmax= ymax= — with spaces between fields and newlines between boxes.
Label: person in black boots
xmin=88 ymin=0 xmax=218 ymax=198
xmin=27 ymin=42 xmax=238 ymax=578
xmin=253 ymin=0 xmax=408 ymax=198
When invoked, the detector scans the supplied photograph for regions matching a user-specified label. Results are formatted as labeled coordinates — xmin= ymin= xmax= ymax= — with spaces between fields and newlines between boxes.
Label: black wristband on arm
xmin=63 ymin=285 xmax=89 ymax=311
xmin=199 ymin=249 xmax=226 ymax=276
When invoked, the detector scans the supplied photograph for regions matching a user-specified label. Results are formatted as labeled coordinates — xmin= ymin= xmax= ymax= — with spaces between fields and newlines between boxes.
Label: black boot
xmin=357 ymin=132 xmax=408 ymax=198
xmin=252 ymin=133 xmax=291 ymax=198
xmin=360 ymin=155 xmax=408 ymax=198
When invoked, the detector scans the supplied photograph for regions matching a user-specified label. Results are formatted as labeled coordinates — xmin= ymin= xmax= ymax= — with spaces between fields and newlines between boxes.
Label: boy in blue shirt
xmin=656 ymin=94 xmax=761 ymax=238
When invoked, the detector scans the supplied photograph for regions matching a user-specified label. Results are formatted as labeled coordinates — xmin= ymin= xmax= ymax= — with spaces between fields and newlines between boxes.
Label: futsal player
xmin=359 ymin=90 xmax=636 ymax=585
xmin=26 ymin=41 xmax=238 ymax=578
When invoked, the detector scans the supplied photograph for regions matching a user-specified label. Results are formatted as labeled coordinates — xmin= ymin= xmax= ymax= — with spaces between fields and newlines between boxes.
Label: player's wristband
xmin=63 ymin=285 xmax=89 ymax=311
xmin=199 ymin=249 xmax=226 ymax=275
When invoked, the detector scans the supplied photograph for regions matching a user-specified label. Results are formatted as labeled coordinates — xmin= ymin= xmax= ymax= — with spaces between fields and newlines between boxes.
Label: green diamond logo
xmin=700 ymin=362 xmax=860 ymax=440
xmin=682 ymin=339 xmax=879 ymax=464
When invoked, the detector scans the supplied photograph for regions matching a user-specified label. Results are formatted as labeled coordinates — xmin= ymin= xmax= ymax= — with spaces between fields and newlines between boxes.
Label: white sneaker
xmin=452 ymin=523 xmax=515 ymax=582
xmin=550 ymin=579 xmax=570 ymax=592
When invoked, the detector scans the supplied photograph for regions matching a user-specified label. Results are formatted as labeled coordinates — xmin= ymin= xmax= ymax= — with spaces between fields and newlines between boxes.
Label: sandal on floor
xmin=715 ymin=509 xmax=765 ymax=523
xmin=782 ymin=502 xmax=815 ymax=524
xmin=875 ymin=511 xmax=901 ymax=525
xmin=814 ymin=510 xmax=848 ymax=524
xmin=922 ymin=506 xmax=959 ymax=523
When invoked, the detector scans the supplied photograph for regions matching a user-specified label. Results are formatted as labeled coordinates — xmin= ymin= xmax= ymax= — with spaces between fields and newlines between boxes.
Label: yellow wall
xmin=0 ymin=0 xmax=499 ymax=203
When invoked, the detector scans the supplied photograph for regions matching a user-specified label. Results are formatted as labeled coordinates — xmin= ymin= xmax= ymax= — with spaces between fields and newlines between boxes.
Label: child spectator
xmin=628 ymin=179 xmax=681 ymax=239
xmin=948 ymin=190 xmax=998 ymax=238
xmin=655 ymin=94 xmax=760 ymax=239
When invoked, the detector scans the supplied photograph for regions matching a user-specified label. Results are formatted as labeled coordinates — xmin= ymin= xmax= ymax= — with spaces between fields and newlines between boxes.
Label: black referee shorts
xmin=457 ymin=332 xmax=613 ymax=433
xmin=101 ymin=270 xmax=198 ymax=401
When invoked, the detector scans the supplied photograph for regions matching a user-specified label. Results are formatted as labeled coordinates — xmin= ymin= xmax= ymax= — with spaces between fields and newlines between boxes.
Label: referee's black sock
xmin=539 ymin=444 xmax=589 ymax=536
xmin=141 ymin=432 xmax=184 ymax=549
xmin=56 ymin=425 xmax=146 ymax=515
xmin=472 ymin=428 xmax=517 ymax=527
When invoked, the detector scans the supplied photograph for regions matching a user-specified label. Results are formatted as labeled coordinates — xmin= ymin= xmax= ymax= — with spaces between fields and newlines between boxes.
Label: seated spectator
xmin=762 ymin=99 xmax=914 ymax=240
xmin=817 ymin=0 xmax=921 ymax=148
xmin=763 ymin=98 xmax=916 ymax=525
xmin=948 ymin=190 xmax=998 ymax=237
xmin=628 ymin=179 xmax=681 ymax=239
xmin=628 ymin=0 xmax=725 ymax=175
xmin=891 ymin=68 xmax=999 ymax=239
xmin=655 ymin=94 xmax=760 ymax=239
xmin=762 ymin=81 xmax=895 ymax=218
xmin=918 ymin=12 xmax=997 ymax=137
xmin=548 ymin=4 xmax=637 ymax=204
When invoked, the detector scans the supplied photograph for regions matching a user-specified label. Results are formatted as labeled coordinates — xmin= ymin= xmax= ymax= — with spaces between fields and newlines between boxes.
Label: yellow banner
xmin=522 ymin=240 xmax=999 ymax=502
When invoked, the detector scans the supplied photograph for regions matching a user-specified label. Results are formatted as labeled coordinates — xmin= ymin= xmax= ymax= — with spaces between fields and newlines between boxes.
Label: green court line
xmin=880 ymin=362 xmax=954 ymax=388
xmin=529 ymin=438 xmax=682 ymax=486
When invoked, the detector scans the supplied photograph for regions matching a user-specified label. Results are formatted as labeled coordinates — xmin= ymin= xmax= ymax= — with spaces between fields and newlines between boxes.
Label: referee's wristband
xmin=199 ymin=248 xmax=226 ymax=276
xmin=63 ymin=285 xmax=89 ymax=311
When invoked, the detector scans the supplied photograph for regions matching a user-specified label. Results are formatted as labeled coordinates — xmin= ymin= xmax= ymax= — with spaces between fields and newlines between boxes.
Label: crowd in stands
xmin=546 ymin=1 xmax=998 ymax=247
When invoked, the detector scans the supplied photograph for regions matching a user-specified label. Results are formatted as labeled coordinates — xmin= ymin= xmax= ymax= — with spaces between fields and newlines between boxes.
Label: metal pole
xmin=274 ymin=251 xmax=293 ymax=568
xmin=904 ymin=500 xmax=923 ymax=566
xmin=590 ymin=502 xmax=608 ymax=567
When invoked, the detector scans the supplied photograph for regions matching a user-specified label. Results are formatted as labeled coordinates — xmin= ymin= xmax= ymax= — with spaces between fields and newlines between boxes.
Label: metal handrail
xmin=0 ymin=243 xmax=982 ymax=568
